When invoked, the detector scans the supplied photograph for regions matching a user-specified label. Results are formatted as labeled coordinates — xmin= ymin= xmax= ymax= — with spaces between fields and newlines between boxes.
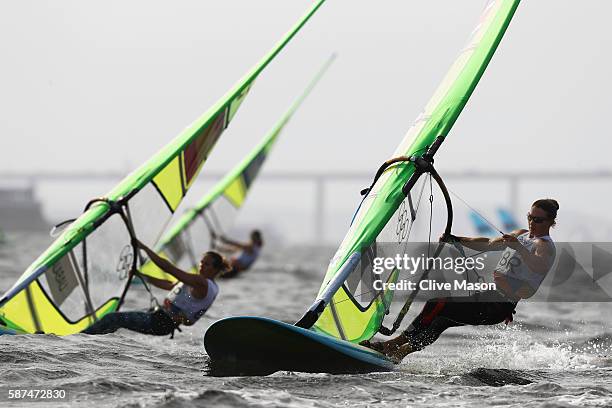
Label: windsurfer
xmin=216 ymin=230 xmax=263 ymax=278
xmin=362 ymin=199 xmax=558 ymax=362
xmin=82 ymin=240 xmax=229 ymax=336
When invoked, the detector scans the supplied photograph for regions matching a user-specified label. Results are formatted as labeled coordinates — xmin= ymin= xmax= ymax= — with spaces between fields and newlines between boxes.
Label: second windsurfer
xmin=82 ymin=240 xmax=229 ymax=336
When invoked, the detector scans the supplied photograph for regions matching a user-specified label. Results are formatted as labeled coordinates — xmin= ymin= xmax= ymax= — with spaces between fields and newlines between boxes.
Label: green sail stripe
xmin=314 ymin=0 xmax=521 ymax=341
xmin=3 ymin=1 xmax=326 ymax=294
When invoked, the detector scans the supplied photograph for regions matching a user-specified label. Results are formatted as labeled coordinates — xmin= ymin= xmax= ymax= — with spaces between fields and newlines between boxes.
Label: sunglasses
xmin=527 ymin=213 xmax=549 ymax=224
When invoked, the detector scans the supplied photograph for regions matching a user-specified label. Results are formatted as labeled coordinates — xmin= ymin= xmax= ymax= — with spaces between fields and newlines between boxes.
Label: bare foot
xmin=360 ymin=339 xmax=401 ymax=356
xmin=386 ymin=343 xmax=415 ymax=363
xmin=359 ymin=339 xmax=385 ymax=353
xmin=360 ymin=334 xmax=414 ymax=363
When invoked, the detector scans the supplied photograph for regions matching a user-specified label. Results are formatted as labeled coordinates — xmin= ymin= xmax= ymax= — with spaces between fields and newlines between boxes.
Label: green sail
xmin=310 ymin=0 xmax=521 ymax=343
xmin=141 ymin=55 xmax=336 ymax=281
xmin=0 ymin=0 xmax=326 ymax=335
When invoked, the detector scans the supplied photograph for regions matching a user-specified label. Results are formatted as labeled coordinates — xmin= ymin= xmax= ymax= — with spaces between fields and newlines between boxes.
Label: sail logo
xmin=47 ymin=255 xmax=79 ymax=306
xmin=51 ymin=264 xmax=71 ymax=293
xmin=395 ymin=200 xmax=410 ymax=242
xmin=116 ymin=245 xmax=134 ymax=280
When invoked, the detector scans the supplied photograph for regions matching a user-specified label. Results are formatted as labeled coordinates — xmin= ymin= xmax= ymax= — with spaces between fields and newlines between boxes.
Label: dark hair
xmin=203 ymin=251 xmax=230 ymax=275
xmin=532 ymin=198 xmax=559 ymax=226
xmin=251 ymin=229 xmax=263 ymax=245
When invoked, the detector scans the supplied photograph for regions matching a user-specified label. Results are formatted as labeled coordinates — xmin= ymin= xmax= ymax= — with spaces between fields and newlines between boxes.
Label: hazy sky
xmin=1 ymin=1 xmax=611 ymax=241
xmin=2 ymin=0 xmax=612 ymax=173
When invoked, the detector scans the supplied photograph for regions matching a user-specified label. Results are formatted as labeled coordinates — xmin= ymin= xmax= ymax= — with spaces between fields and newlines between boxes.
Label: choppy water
xmin=1 ymin=232 xmax=611 ymax=407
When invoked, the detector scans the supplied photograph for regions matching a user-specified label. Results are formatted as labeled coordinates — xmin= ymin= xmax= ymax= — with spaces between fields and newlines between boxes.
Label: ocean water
xmin=1 ymin=232 xmax=611 ymax=408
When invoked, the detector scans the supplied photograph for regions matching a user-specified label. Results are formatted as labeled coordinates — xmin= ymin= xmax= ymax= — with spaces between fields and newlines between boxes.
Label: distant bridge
xmin=1 ymin=170 xmax=611 ymax=240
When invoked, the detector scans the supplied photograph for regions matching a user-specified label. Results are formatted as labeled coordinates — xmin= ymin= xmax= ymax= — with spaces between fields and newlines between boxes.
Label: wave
xmin=450 ymin=368 xmax=533 ymax=387
xmin=574 ymin=332 xmax=612 ymax=352
xmin=147 ymin=390 xmax=258 ymax=408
